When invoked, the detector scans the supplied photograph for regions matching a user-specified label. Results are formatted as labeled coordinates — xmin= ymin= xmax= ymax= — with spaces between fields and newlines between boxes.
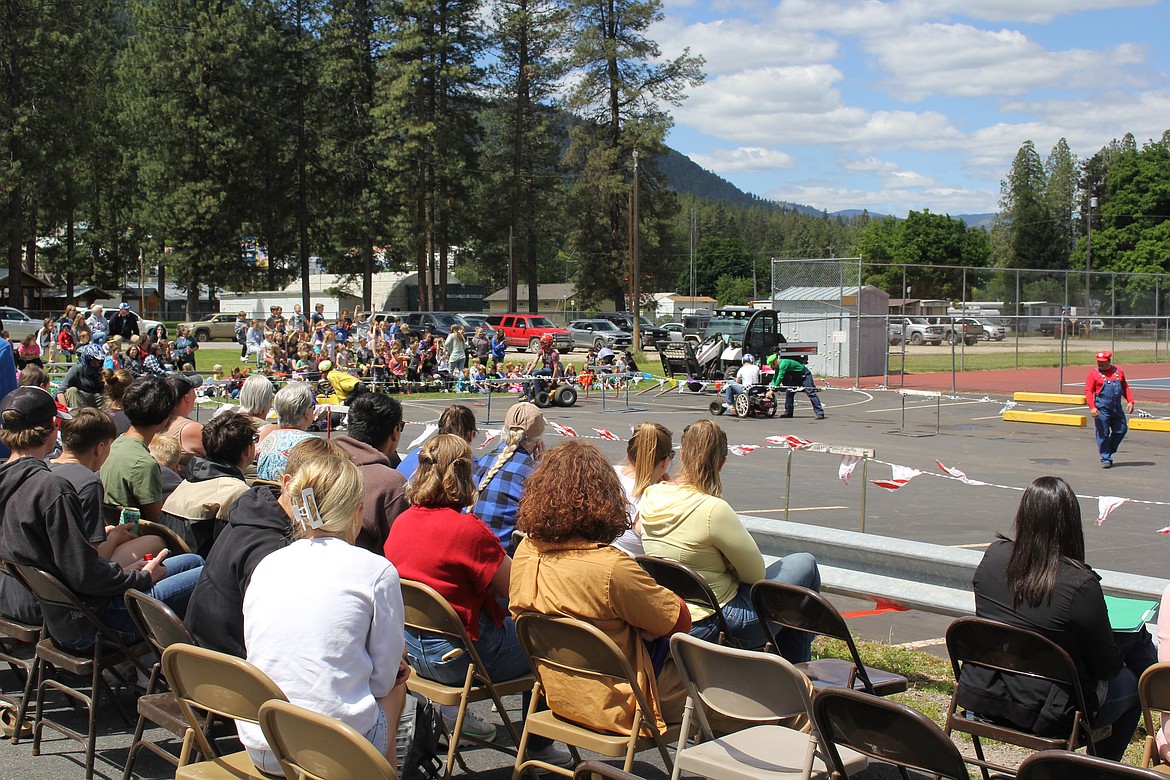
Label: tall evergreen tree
xmin=560 ymin=0 xmax=703 ymax=309
xmin=1044 ymin=138 xmax=1079 ymax=271
xmin=994 ymin=140 xmax=1062 ymax=271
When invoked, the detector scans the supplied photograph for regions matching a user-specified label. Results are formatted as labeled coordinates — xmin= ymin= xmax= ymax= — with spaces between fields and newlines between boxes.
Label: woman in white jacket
xmin=239 ymin=450 xmax=409 ymax=773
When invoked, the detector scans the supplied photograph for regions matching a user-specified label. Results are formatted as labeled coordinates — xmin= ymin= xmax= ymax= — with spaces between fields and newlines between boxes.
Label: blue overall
xmin=1094 ymin=369 xmax=1127 ymax=464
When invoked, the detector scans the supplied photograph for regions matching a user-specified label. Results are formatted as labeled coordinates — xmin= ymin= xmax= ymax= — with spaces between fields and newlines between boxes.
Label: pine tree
xmin=1044 ymin=138 xmax=1079 ymax=271
xmin=995 ymin=141 xmax=1062 ymax=271
xmin=560 ymin=0 xmax=703 ymax=309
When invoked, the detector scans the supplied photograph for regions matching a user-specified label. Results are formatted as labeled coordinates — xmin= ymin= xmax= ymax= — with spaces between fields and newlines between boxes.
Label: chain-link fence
xmin=772 ymin=259 xmax=1170 ymax=397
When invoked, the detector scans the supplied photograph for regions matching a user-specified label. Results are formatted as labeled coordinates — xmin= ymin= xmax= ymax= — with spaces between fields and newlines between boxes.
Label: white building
xmin=772 ymin=285 xmax=890 ymax=378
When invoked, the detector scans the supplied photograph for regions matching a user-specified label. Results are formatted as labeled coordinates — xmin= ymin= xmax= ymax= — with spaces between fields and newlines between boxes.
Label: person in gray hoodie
xmin=332 ymin=392 xmax=409 ymax=553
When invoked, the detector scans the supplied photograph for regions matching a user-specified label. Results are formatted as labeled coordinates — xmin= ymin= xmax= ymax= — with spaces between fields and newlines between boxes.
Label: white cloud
xmin=654 ymin=17 xmax=837 ymax=75
xmin=773 ymin=0 xmax=1158 ymax=31
xmin=688 ymin=147 xmax=796 ymax=172
xmin=841 ymin=156 xmax=900 ymax=172
xmin=866 ymin=23 xmax=1149 ymax=100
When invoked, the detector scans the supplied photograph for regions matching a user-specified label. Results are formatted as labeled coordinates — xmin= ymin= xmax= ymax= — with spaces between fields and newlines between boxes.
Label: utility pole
xmin=1086 ymin=196 xmax=1097 ymax=315
xmin=631 ymin=150 xmax=641 ymax=350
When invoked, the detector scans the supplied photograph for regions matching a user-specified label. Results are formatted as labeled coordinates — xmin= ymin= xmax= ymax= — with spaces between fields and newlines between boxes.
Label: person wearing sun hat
xmin=1085 ymin=349 xmax=1134 ymax=468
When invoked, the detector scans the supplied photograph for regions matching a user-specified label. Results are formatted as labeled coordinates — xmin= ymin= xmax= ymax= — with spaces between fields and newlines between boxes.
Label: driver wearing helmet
xmin=58 ymin=344 xmax=106 ymax=410
xmin=723 ymin=353 xmax=760 ymax=411
xmin=524 ymin=334 xmax=562 ymax=402
xmin=315 ymin=359 xmax=367 ymax=405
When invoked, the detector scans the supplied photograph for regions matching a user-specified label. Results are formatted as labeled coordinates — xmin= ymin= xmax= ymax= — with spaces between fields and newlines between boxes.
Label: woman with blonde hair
xmin=240 ymin=454 xmax=408 ymax=774
xmin=471 ymin=401 xmax=544 ymax=550
xmin=612 ymin=422 xmax=673 ymax=557
xmin=103 ymin=368 xmax=136 ymax=434
xmin=639 ymin=418 xmax=821 ymax=660
xmin=444 ymin=324 xmax=467 ymax=374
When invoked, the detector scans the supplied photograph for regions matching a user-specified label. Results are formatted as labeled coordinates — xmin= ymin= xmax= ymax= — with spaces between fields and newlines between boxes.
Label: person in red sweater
xmin=1085 ymin=350 xmax=1133 ymax=468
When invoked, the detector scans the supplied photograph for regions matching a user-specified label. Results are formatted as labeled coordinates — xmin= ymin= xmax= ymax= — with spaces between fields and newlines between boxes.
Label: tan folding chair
xmin=636 ymin=556 xmax=740 ymax=647
xmin=1018 ymin=749 xmax=1168 ymax=780
xmin=400 ymin=579 xmax=532 ymax=776
xmin=162 ymin=642 xmax=287 ymax=779
xmin=1140 ymin=662 xmax=1170 ymax=774
xmin=102 ymin=504 xmax=192 ymax=555
xmin=946 ymin=616 xmax=1105 ymax=780
xmin=750 ymin=580 xmax=908 ymax=695
xmin=9 ymin=561 xmax=151 ymax=780
xmin=258 ymin=698 xmax=398 ymax=780
xmin=121 ymin=590 xmax=204 ymax=779
xmin=669 ymin=632 xmax=867 ymax=780
xmin=513 ymin=612 xmax=679 ymax=779
xmin=573 ymin=761 xmax=640 ymax=780
xmin=814 ymin=686 xmax=969 ymax=779
xmin=0 ymin=558 xmax=43 ymax=745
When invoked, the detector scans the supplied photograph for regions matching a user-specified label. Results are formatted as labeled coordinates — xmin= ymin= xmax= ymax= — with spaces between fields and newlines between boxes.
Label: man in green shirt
xmin=101 ymin=376 xmax=178 ymax=522
xmin=765 ymin=353 xmax=825 ymax=419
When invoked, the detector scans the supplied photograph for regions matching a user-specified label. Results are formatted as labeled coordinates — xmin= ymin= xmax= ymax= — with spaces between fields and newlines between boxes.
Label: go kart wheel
xmin=709 ymin=401 xmax=725 ymax=416
xmin=552 ymin=386 xmax=578 ymax=407
xmin=734 ymin=393 xmax=751 ymax=418
xmin=533 ymin=391 xmax=551 ymax=408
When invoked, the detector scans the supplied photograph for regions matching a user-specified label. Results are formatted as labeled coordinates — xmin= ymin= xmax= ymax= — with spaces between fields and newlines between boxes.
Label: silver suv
xmin=568 ymin=319 xmax=634 ymax=351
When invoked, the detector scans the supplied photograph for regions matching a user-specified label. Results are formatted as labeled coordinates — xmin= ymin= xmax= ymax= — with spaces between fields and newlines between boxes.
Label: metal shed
xmin=772 ymin=285 xmax=889 ymax=378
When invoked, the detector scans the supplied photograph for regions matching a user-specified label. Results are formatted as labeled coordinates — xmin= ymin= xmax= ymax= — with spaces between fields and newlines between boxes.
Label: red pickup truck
xmin=485 ymin=314 xmax=573 ymax=352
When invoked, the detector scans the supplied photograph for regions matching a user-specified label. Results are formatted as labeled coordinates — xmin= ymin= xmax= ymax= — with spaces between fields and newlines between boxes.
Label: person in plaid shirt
xmin=470 ymin=402 xmax=545 ymax=552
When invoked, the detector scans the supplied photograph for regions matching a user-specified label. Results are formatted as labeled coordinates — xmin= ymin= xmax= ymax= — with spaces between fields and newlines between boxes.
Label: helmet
xmin=318 ymin=360 xmax=333 ymax=372
xmin=80 ymin=344 xmax=103 ymax=362
xmin=540 ymin=333 xmax=553 ymax=347
xmin=742 ymin=354 xmax=754 ymax=363
xmin=1096 ymin=350 xmax=1112 ymax=362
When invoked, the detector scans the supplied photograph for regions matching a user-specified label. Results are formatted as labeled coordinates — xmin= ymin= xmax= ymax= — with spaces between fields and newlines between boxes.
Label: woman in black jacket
xmin=958 ymin=475 xmax=1156 ymax=760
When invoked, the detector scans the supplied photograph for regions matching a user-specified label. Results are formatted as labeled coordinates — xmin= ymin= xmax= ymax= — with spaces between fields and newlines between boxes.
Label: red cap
xmin=1096 ymin=350 xmax=1112 ymax=362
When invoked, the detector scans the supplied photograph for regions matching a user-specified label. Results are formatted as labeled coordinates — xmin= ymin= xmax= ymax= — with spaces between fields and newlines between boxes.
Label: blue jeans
xmin=63 ymin=553 xmax=204 ymax=651
xmin=691 ymin=553 xmax=821 ymax=662
xmin=724 ymin=382 xmax=745 ymax=406
xmin=406 ymin=609 xmax=550 ymax=749
xmin=1092 ymin=627 xmax=1157 ymax=760
xmin=784 ymin=369 xmax=825 ymax=416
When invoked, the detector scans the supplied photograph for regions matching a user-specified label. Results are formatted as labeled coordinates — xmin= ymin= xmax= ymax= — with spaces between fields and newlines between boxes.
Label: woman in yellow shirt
xmin=639 ymin=418 xmax=821 ymax=661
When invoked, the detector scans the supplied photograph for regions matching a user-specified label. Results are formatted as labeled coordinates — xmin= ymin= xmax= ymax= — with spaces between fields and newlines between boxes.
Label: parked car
xmin=0 ymin=306 xmax=40 ymax=341
xmin=661 ymin=322 xmax=685 ymax=342
xmin=592 ymin=312 xmax=670 ymax=350
xmin=402 ymin=311 xmax=474 ymax=339
xmin=456 ymin=313 xmax=496 ymax=337
xmin=181 ymin=313 xmax=240 ymax=342
xmin=956 ymin=317 xmax=1004 ymax=342
xmin=681 ymin=312 xmax=712 ymax=344
xmin=567 ymin=319 xmax=634 ymax=351
xmin=484 ymin=313 xmax=572 ymax=352
xmin=928 ymin=316 xmax=984 ymax=346
xmin=888 ymin=322 xmax=904 ymax=345
xmin=901 ymin=317 xmax=945 ymax=346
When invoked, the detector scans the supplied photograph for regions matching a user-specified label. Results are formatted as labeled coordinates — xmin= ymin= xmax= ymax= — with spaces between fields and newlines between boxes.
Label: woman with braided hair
xmin=470 ymin=402 xmax=545 ymax=551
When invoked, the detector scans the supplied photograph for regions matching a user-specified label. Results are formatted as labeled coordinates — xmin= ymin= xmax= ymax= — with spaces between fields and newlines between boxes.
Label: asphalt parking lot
xmin=4 ymin=380 xmax=1168 ymax=779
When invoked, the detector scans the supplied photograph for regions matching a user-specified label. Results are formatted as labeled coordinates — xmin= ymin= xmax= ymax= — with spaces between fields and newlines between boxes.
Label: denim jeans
xmin=406 ymin=609 xmax=550 ymax=749
xmin=691 ymin=553 xmax=821 ymax=662
xmin=724 ymin=382 xmax=745 ymax=406
xmin=62 ymin=553 xmax=204 ymax=651
xmin=1092 ymin=627 xmax=1157 ymax=760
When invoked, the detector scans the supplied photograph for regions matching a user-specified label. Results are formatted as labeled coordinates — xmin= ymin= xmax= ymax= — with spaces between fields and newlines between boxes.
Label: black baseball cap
xmin=0 ymin=387 xmax=71 ymax=429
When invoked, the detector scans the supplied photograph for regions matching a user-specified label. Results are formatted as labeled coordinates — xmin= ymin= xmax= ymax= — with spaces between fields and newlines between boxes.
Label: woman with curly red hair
xmin=510 ymin=439 xmax=692 ymax=736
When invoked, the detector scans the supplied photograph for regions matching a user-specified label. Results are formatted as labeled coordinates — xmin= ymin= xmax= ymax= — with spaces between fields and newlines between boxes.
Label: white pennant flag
xmin=839 ymin=455 xmax=860 ymax=485
xmin=936 ymin=460 xmax=987 ymax=487
xmin=479 ymin=428 xmax=502 ymax=449
xmin=407 ymin=423 xmax=439 ymax=451
xmin=1096 ymin=496 xmax=1129 ymax=526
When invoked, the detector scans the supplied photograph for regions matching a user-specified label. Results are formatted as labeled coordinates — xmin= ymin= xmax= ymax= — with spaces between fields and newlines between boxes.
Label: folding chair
xmin=1139 ymin=662 xmax=1170 ymax=774
xmin=258 ymin=698 xmax=397 ymax=780
xmin=8 ymin=562 xmax=152 ymax=779
xmin=162 ymin=642 xmax=287 ymax=779
xmin=1018 ymin=750 xmax=1168 ymax=780
xmin=513 ymin=612 xmax=678 ymax=779
xmin=121 ymin=589 xmax=203 ymax=780
xmin=574 ymin=761 xmax=640 ymax=780
xmin=750 ymin=580 xmax=908 ymax=695
xmin=669 ymin=632 xmax=867 ymax=780
xmin=814 ymin=686 xmax=970 ymax=779
xmin=400 ymin=579 xmax=532 ymax=777
xmin=635 ymin=556 xmax=739 ymax=647
xmin=945 ymin=616 xmax=1104 ymax=780
xmin=102 ymin=504 xmax=192 ymax=555
xmin=0 ymin=558 xmax=43 ymax=744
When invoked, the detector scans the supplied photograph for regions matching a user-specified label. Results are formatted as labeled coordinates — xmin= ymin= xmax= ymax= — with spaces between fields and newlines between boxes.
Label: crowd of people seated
xmin=0 ymin=362 xmax=1166 ymax=777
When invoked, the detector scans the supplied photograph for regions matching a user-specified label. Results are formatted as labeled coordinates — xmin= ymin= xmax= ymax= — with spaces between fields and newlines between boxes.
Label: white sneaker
xmin=442 ymin=709 xmax=497 ymax=745
xmin=527 ymin=743 xmax=575 ymax=770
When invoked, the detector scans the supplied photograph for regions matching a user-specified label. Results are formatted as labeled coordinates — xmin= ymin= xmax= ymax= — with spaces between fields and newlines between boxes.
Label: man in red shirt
xmin=1085 ymin=350 xmax=1133 ymax=468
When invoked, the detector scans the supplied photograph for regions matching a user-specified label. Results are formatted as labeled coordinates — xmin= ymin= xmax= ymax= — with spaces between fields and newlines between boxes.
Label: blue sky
xmin=654 ymin=0 xmax=1170 ymax=217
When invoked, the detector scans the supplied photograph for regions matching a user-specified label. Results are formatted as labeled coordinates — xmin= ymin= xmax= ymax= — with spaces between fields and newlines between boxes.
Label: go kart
xmin=709 ymin=385 xmax=778 ymax=419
